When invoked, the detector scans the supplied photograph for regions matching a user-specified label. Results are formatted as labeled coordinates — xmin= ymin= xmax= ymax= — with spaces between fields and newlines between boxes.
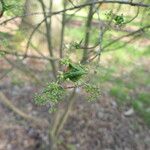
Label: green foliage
xmin=109 ymin=86 xmax=130 ymax=104
xmin=65 ymin=11 xmax=149 ymax=125
xmin=34 ymin=82 xmax=65 ymax=112
xmin=133 ymin=99 xmax=150 ymax=126
xmin=143 ymin=46 xmax=150 ymax=56
xmin=0 ymin=34 xmax=10 ymax=48
xmin=64 ymin=64 xmax=86 ymax=82
xmin=0 ymin=51 xmax=6 ymax=57
xmin=114 ymin=14 xmax=124 ymax=25
xmin=84 ymin=83 xmax=100 ymax=101
xmin=70 ymin=39 xmax=83 ymax=49
xmin=105 ymin=10 xmax=124 ymax=25
xmin=60 ymin=57 xmax=72 ymax=66
xmin=0 ymin=0 xmax=24 ymax=16
xmin=2 ymin=4 xmax=14 ymax=12
xmin=137 ymin=93 xmax=150 ymax=106
xmin=34 ymin=58 xmax=100 ymax=111
xmin=60 ymin=58 xmax=87 ymax=82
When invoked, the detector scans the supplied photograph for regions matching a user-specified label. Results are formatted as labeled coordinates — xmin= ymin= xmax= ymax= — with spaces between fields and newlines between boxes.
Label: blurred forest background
xmin=0 ymin=0 xmax=150 ymax=150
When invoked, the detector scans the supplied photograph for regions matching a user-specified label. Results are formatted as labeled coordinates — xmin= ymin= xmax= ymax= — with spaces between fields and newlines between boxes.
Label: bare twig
xmin=102 ymin=25 xmax=150 ymax=51
xmin=38 ymin=0 xmax=57 ymax=78
xmin=123 ymin=6 xmax=140 ymax=25
xmin=24 ymin=18 xmax=46 ymax=58
xmin=0 ymin=49 xmax=58 ymax=61
xmin=3 ymin=56 xmax=42 ymax=84
xmin=0 ymin=0 xmax=149 ymax=26
xmin=49 ymin=0 xmax=150 ymax=17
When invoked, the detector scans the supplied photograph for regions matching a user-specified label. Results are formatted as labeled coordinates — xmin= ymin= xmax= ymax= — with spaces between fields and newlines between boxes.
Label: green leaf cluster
xmin=34 ymin=59 xmax=100 ymax=112
xmin=114 ymin=14 xmax=124 ymax=25
xmin=60 ymin=58 xmax=87 ymax=82
xmin=105 ymin=10 xmax=124 ymax=25
xmin=63 ymin=63 xmax=87 ymax=82
xmin=0 ymin=51 xmax=6 ymax=57
xmin=70 ymin=40 xmax=83 ymax=49
xmin=0 ymin=0 xmax=24 ymax=16
xmin=34 ymin=82 xmax=65 ymax=111
xmin=84 ymin=83 xmax=100 ymax=101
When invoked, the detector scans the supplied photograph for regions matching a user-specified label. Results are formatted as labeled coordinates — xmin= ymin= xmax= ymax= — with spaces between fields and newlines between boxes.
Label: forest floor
xmin=0 ymin=56 xmax=150 ymax=150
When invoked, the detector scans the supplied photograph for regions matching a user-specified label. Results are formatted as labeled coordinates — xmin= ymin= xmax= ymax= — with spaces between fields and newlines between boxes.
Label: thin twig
xmin=102 ymin=25 xmax=150 ymax=51
xmin=0 ymin=0 xmax=149 ymax=26
xmin=0 ymin=49 xmax=58 ymax=61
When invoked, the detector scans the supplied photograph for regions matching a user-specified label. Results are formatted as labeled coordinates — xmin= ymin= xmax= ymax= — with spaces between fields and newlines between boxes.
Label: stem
xmin=55 ymin=89 xmax=76 ymax=136
xmin=0 ymin=92 xmax=49 ymax=128
xmin=59 ymin=0 xmax=67 ymax=69
xmin=81 ymin=3 xmax=94 ymax=63
xmin=48 ymin=89 xmax=76 ymax=149
xmin=48 ymin=109 xmax=64 ymax=150
xmin=38 ymin=0 xmax=57 ymax=78
xmin=4 ymin=57 xmax=42 ymax=85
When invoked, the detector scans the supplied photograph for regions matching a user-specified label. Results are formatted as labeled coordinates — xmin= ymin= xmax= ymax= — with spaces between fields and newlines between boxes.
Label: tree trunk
xmin=20 ymin=0 xmax=62 ymax=52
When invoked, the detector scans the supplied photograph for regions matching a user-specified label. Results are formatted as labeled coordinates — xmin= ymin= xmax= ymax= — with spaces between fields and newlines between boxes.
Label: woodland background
xmin=0 ymin=0 xmax=150 ymax=150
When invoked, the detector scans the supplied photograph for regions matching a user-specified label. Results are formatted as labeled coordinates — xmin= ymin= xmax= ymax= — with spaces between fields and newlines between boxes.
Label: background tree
xmin=0 ymin=0 xmax=150 ymax=149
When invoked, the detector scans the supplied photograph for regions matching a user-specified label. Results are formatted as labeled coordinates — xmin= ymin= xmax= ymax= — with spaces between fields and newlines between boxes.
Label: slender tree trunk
xmin=38 ymin=0 xmax=57 ymax=78
xmin=49 ymin=89 xmax=76 ymax=150
xmin=59 ymin=0 xmax=67 ymax=70
xmin=81 ymin=4 xmax=94 ymax=63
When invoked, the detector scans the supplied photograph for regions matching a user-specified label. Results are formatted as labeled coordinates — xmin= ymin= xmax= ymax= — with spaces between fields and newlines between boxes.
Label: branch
xmin=0 ymin=92 xmax=49 ymax=128
xmin=3 ymin=56 xmax=42 ymax=84
xmin=55 ymin=89 xmax=76 ymax=136
xmin=24 ymin=18 xmax=46 ymax=58
xmin=87 ymin=24 xmax=150 ymax=61
xmin=0 ymin=12 xmax=45 ymax=25
xmin=59 ymin=0 xmax=67 ymax=69
xmin=50 ymin=0 xmax=150 ymax=17
xmin=81 ymin=2 xmax=95 ymax=63
xmin=0 ymin=0 xmax=149 ymax=26
xmin=104 ymin=34 xmax=140 ymax=52
xmin=0 ymin=49 xmax=58 ymax=61
xmin=102 ymin=25 xmax=150 ymax=51
xmin=38 ymin=0 xmax=57 ymax=78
